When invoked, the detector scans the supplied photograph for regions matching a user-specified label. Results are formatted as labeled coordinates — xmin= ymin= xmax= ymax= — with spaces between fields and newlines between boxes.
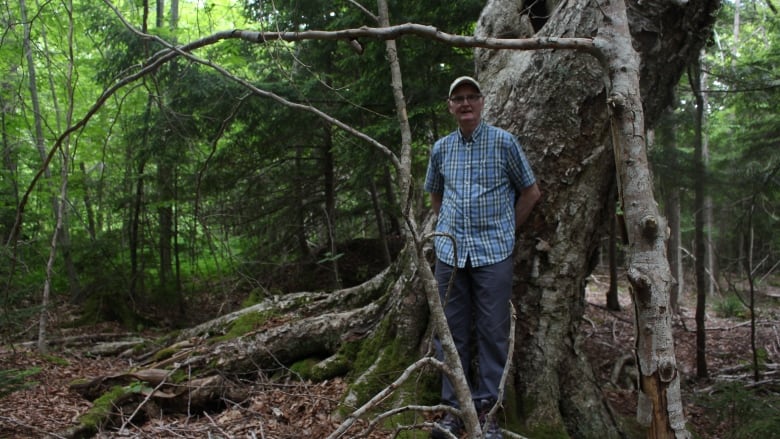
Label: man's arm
xmin=515 ymin=183 xmax=541 ymax=230
xmin=430 ymin=192 xmax=443 ymax=216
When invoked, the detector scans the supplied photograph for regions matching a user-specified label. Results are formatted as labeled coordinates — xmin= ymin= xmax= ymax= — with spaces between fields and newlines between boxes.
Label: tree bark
xmin=476 ymin=0 xmax=717 ymax=436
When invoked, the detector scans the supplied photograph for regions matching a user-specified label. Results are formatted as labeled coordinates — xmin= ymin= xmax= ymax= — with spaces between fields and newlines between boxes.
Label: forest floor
xmin=1 ymin=264 xmax=779 ymax=438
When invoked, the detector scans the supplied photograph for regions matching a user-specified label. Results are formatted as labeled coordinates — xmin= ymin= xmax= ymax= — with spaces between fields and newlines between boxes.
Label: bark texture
xmin=475 ymin=0 xmax=718 ymax=436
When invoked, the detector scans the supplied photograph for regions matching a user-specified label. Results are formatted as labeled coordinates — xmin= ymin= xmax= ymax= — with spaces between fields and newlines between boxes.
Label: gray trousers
xmin=434 ymin=256 xmax=513 ymax=407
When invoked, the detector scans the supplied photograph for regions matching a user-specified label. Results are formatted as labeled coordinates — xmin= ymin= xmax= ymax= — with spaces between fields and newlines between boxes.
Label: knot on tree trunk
xmin=641 ymin=214 xmax=659 ymax=241
xmin=658 ymin=359 xmax=677 ymax=383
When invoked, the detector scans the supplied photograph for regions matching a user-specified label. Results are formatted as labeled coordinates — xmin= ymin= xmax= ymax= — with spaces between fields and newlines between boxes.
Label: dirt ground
xmin=1 ymin=272 xmax=779 ymax=438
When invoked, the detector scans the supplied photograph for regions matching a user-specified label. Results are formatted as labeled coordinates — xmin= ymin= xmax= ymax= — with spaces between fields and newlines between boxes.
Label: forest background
xmin=1 ymin=0 xmax=779 ymax=438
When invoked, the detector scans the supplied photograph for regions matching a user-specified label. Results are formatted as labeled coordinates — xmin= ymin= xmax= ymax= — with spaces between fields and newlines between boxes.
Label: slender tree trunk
xmin=607 ymin=183 xmax=620 ymax=311
xmin=19 ymin=0 xmax=50 ymax=181
xmin=170 ymin=0 xmax=178 ymax=29
xmin=690 ymin=54 xmax=709 ymax=379
xmin=701 ymin=68 xmax=716 ymax=297
xmin=0 ymin=110 xmax=18 ymax=243
xmin=744 ymin=205 xmax=760 ymax=382
xmin=369 ymin=175 xmax=392 ymax=266
xmin=603 ymin=3 xmax=689 ymax=435
xmin=659 ymin=109 xmax=683 ymax=314
xmin=156 ymin=0 xmax=176 ymax=293
xmin=59 ymin=0 xmax=81 ymax=303
xmin=156 ymin=0 xmax=164 ymax=28
xmin=294 ymin=146 xmax=310 ymax=260
xmin=158 ymin=160 xmax=174 ymax=288
xmin=667 ymin=188 xmax=682 ymax=312
xmin=80 ymin=162 xmax=97 ymax=240
xmin=322 ymin=126 xmax=340 ymax=288
xmin=382 ymin=166 xmax=400 ymax=235
xmin=130 ymin=155 xmax=147 ymax=301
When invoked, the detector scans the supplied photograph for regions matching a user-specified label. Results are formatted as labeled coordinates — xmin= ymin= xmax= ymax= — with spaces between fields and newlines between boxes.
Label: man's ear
xmin=447 ymin=101 xmax=456 ymax=115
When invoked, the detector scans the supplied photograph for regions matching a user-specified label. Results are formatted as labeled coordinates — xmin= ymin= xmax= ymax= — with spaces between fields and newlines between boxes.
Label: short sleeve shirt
xmin=424 ymin=121 xmax=536 ymax=268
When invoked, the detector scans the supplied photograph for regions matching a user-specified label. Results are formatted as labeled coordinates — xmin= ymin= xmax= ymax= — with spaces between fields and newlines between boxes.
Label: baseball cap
xmin=448 ymin=76 xmax=481 ymax=97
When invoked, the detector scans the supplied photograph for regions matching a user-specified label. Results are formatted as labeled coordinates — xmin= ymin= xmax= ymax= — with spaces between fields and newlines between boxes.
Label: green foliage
xmin=652 ymin=0 xmax=779 ymax=287
xmin=693 ymin=382 xmax=780 ymax=439
xmin=42 ymin=354 xmax=70 ymax=367
xmin=0 ymin=367 xmax=41 ymax=398
xmin=713 ymin=294 xmax=747 ymax=318
xmin=1 ymin=0 xmax=488 ymax=332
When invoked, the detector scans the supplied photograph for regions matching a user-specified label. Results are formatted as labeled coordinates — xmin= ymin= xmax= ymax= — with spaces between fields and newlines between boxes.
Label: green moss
xmin=341 ymin=319 xmax=435 ymax=415
xmin=152 ymin=347 xmax=178 ymax=362
xmin=169 ymin=369 xmax=189 ymax=384
xmin=132 ymin=341 xmax=152 ymax=355
xmin=241 ymin=288 xmax=266 ymax=308
xmin=290 ymin=355 xmax=352 ymax=381
xmin=42 ymin=354 xmax=70 ymax=367
xmin=316 ymin=355 xmax=351 ymax=380
xmin=77 ymin=385 xmax=132 ymax=431
xmin=290 ymin=358 xmax=320 ymax=378
xmin=211 ymin=310 xmax=279 ymax=342
xmin=68 ymin=377 xmax=91 ymax=387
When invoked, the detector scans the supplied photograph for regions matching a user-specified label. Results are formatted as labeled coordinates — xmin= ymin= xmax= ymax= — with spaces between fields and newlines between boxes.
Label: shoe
xmin=477 ymin=399 xmax=503 ymax=439
xmin=430 ymin=412 xmax=464 ymax=439
xmin=481 ymin=418 xmax=503 ymax=439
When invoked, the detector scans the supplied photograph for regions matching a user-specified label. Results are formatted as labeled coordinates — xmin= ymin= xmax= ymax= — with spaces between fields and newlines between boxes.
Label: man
xmin=424 ymin=76 xmax=541 ymax=439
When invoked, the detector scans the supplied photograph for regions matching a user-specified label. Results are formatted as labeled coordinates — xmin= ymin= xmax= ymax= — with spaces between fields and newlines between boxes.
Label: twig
xmin=119 ymin=366 xmax=179 ymax=434
xmin=583 ymin=315 xmax=597 ymax=334
xmin=612 ymin=318 xmax=619 ymax=342
xmin=203 ymin=411 xmax=232 ymax=437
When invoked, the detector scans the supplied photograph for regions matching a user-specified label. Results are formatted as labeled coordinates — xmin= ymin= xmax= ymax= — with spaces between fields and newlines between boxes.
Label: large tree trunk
xmin=475 ymin=0 xmax=718 ymax=436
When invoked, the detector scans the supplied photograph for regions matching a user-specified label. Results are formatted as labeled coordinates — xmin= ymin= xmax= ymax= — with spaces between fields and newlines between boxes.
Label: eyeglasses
xmin=449 ymin=94 xmax=483 ymax=104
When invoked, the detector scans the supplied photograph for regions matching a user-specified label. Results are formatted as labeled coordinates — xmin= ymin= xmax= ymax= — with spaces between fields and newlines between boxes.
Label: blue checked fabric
xmin=424 ymin=121 xmax=536 ymax=268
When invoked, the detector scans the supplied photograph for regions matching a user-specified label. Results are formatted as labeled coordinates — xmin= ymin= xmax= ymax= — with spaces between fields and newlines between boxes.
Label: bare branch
xmin=166 ymin=24 xmax=600 ymax=60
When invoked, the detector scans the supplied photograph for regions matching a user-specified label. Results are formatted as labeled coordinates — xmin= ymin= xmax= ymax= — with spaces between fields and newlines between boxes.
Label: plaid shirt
xmin=424 ymin=121 xmax=536 ymax=268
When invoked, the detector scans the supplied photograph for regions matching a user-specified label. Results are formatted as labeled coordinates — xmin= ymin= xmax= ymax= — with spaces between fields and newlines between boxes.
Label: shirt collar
xmin=458 ymin=121 xmax=485 ymax=142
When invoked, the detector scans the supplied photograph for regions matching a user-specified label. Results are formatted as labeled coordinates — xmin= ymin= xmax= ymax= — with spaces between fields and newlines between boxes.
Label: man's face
xmin=447 ymin=84 xmax=483 ymax=127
